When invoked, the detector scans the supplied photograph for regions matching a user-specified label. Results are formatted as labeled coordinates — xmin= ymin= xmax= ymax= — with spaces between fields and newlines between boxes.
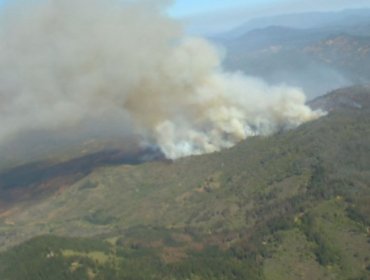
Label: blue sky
xmin=169 ymin=0 xmax=370 ymax=17
xmin=168 ymin=0 xmax=277 ymax=17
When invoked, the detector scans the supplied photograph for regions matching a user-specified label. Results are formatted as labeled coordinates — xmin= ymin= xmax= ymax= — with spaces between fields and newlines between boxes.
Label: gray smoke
xmin=0 ymin=0 xmax=323 ymax=160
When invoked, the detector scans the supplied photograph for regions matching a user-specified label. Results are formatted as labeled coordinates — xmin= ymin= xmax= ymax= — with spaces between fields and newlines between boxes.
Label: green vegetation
xmin=0 ymin=87 xmax=369 ymax=279
xmin=0 ymin=234 xmax=262 ymax=280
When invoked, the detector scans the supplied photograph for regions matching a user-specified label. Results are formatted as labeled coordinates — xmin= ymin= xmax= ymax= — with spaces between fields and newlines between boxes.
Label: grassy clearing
xmin=62 ymin=250 xmax=111 ymax=264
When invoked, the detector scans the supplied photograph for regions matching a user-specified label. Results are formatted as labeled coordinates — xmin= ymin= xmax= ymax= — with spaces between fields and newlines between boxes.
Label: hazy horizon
xmin=169 ymin=0 xmax=370 ymax=35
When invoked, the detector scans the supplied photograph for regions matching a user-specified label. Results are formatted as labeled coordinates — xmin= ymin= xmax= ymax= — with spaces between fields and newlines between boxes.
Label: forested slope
xmin=0 ymin=86 xmax=369 ymax=279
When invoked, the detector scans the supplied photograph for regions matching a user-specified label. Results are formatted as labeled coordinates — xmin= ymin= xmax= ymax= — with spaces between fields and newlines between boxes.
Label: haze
xmin=170 ymin=0 xmax=370 ymax=34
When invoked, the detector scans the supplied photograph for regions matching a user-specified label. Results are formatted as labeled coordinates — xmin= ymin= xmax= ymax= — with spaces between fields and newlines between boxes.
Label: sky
xmin=169 ymin=0 xmax=370 ymax=17
xmin=168 ymin=0 xmax=278 ymax=17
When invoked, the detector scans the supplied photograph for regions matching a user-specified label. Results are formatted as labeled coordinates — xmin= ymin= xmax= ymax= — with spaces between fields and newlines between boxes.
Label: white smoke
xmin=0 ymin=0 xmax=323 ymax=160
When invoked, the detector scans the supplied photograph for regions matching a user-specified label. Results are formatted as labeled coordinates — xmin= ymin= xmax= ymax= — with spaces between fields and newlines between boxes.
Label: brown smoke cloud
xmin=0 ymin=0 xmax=323 ymax=160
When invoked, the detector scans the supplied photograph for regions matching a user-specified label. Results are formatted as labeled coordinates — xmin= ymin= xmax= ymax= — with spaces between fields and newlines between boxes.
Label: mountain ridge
xmin=220 ymin=9 xmax=370 ymax=39
xmin=210 ymin=9 xmax=370 ymax=98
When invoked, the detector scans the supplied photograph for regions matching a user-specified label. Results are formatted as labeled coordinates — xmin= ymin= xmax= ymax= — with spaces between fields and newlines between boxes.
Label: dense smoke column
xmin=0 ymin=0 xmax=323 ymax=160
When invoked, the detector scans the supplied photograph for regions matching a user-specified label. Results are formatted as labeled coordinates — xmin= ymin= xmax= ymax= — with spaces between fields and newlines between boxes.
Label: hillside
xmin=303 ymin=34 xmax=370 ymax=83
xmin=215 ymin=11 xmax=370 ymax=98
xmin=0 ymin=86 xmax=369 ymax=279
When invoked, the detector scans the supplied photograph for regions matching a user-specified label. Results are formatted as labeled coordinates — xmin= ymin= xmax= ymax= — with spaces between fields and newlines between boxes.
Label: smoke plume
xmin=0 ymin=0 xmax=323 ymax=160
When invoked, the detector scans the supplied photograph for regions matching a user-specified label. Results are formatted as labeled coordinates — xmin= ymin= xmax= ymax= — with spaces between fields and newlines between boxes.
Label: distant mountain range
xmin=212 ymin=9 xmax=370 ymax=98
xmin=221 ymin=9 xmax=370 ymax=39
